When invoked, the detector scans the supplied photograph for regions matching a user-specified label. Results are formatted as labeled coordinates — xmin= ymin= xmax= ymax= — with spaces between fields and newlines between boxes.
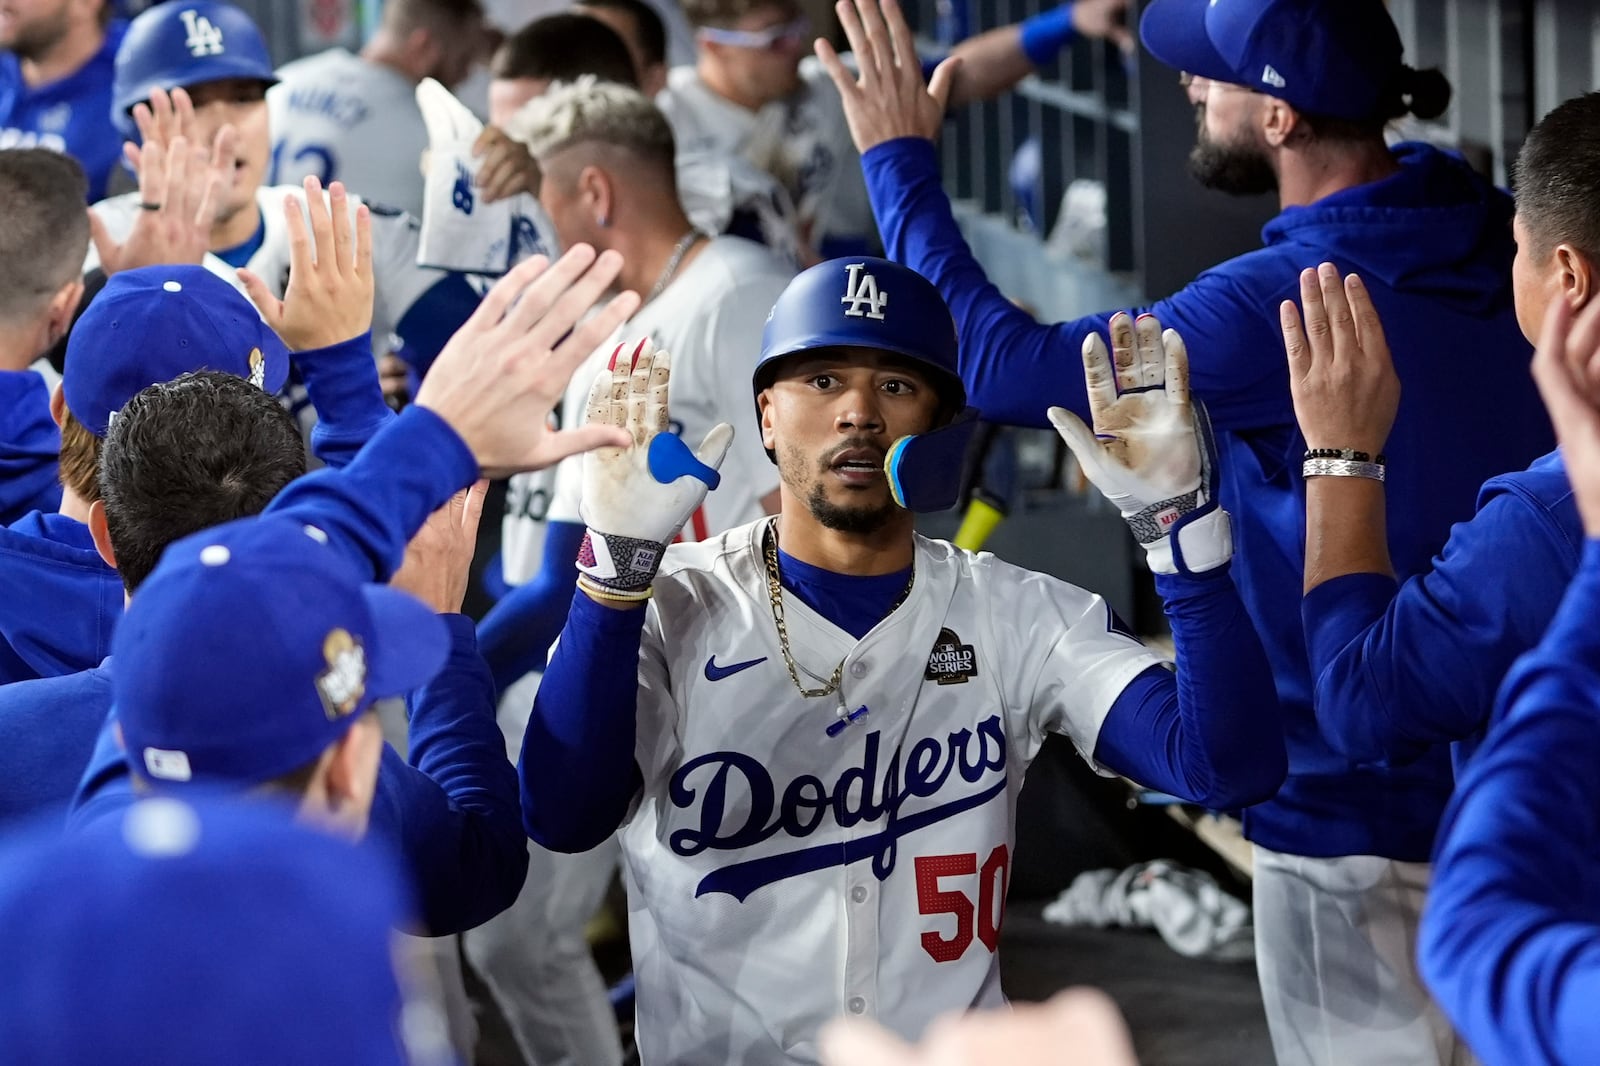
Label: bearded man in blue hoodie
xmin=815 ymin=0 xmax=1550 ymax=1063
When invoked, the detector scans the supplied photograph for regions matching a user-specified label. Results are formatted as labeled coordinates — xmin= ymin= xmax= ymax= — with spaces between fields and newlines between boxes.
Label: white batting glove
xmin=1048 ymin=312 xmax=1232 ymax=575
xmin=576 ymin=338 xmax=734 ymax=599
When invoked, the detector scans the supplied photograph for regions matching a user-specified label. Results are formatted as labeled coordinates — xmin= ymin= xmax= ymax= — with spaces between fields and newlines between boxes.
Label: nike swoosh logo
xmin=705 ymin=655 xmax=767 ymax=682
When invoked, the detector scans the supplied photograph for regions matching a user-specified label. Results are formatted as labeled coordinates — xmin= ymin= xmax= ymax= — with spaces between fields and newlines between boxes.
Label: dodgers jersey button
xmin=849 ymin=661 xmax=868 ymax=678
xmin=851 ymin=885 xmax=868 ymax=903
xmin=847 ymin=997 xmax=866 ymax=1014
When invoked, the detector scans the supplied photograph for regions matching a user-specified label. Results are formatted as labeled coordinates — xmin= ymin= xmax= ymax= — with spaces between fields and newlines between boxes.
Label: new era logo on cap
xmin=143 ymin=747 xmax=193 ymax=782
xmin=1261 ymin=64 xmax=1286 ymax=88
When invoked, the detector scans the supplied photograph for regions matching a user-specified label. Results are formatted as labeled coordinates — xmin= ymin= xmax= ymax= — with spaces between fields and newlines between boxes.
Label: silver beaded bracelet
xmin=1302 ymin=457 xmax=1387 ymax=481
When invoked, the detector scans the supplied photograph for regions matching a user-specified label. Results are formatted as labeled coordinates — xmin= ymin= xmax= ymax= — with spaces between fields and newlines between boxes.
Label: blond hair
xmin=505 ymin=76 xmax=675 ymax=173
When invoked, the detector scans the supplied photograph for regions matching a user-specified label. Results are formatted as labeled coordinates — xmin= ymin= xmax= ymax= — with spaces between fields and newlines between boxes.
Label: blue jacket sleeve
xmin=477 ymin=519 xmax=584 ymax=695
xmin=263 ymin=405 xmax=477 ymax=581
xmin=291 ymin=331 xmax=395 ymax=469
xmin=0 ymin=370 xmax=62 ymax=524
xmin=1093 ymin=564 xmax=1285 ymax=808
xmin=394 ymin=275 xmax=483 ymax=379
xmin=1304 ymin=487 xmax=1580 ymax=765
xmin=367 ymin=614 xmax=528 ymax=934
xmin=67 ymin=710 xmax=134 ymax=830
xmin=1419 ymin=538 xmax=1600 ymax=1066
xmin=518 ymin=589 xmax=646 ymax=853
xmin=861 ymin=137 xmax=1293 ymax=432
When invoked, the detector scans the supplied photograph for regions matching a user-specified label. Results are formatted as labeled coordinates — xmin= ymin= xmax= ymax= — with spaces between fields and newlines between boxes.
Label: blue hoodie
xmin=1419 ymin=538 xmax=1600 ymax=1066
xmin=0 ymin=370 xmax=61 ymax=524
xmin=863 ymin=138 xmax=1553 ymax=860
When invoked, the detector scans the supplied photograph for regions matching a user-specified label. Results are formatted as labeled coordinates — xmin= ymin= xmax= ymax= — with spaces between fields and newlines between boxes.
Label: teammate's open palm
xmin=90 ymin=124 xmax=234 ymax=274
xmin=1280 ymin=262 xmax=1398 ymax=457
xmin=390 ymin=480 xmax=489 ymax=614
xmin=575 ymin=339 xmax=733 ymax=600
xmin=1049 ymin=313 xmax=1229 ymax=574
xmin=1531 ymin=295 xmax=1600 ymax=536
xmin=413 ymin=244 xmax=641 ymax=478
xmin=240 ymin=177 xmax=374 ymax=351
xmin=815 ymin=0 xmax=961 ymax=152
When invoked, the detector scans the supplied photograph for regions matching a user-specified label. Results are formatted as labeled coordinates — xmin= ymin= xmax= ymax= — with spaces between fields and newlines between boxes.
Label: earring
xmin=597 ymin=214 xmax=609 ymax=228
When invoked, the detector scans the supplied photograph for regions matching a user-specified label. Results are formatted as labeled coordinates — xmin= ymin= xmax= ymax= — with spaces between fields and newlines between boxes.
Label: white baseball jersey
xmin=501 ymin=235 xmax=789 ymax=585
xmin=658 ymin=60 xmax=875 ymax=251
xmin=615 ymin=520 xmax=1168 ymax=1063
xmin=267 ymin=49 xmax=429 ymax=218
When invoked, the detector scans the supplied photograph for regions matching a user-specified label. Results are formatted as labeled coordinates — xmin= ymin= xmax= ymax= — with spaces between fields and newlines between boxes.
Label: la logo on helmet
xmin=841 ymin=263 xmax=889 ymax=321
xmin=180 ymin=9 xmax=225 ymax=57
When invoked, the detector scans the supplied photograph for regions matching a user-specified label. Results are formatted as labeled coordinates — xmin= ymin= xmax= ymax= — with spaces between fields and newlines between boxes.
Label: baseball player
xmin=518 ymin=257 xmax=1285 ymax=1063
xmin=1418 ymin=295 xmax=1600 ymax=1066
xmin=468 ymin=78 xmax=795 ymax=1066
xmin=0 ymin=0 xmax=125 ymax=200
xmin=820 ymin=1 xmax=1552 ymax=1061
xmin=0 ymin=148 xmax=89 ymax=524
xmin=0 ymin=795 xmax=447 ymax=1066
xmin=268 ymin=0 xmax=489 ymax=218
xmin=89 ymin=1 xmax=510 ymax=381
xmin=659 ymin=0 xmax=876 ymax=260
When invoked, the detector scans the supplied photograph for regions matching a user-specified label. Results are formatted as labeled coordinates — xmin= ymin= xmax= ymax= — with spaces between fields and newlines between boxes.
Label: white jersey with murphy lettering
xmin=658 ymin=60 xmax=874 ymax=252
xmin=619 ymin=521 xmax=1168 ymax=1064
xmin=501 ymin=235 xmax=788 ymax=585
xmin=267 ymin=49 xmax=429 ymax=218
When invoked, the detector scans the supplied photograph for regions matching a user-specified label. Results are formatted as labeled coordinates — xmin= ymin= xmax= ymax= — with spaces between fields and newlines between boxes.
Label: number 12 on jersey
xmin=915 ymin=845 xmax=1010 ymax=963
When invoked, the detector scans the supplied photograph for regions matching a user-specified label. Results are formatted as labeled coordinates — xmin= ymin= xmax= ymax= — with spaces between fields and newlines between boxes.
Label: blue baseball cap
xmin=113 ymin=515 xmax=450 ymax=787
xmin=63 ymin=265 xmax=291 ymax=437
xmin=1140 ymin=0 xmax=1405 ymax=122
xmin=0 ymin=795 xmax=439 ymax=1065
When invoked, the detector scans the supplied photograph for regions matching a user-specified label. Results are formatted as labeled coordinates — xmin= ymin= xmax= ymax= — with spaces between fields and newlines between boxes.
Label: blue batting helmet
xmin=112 ymin=2 xmax=279 ymax=139
xmin=755 ymin=257 xmax=965 ymax=411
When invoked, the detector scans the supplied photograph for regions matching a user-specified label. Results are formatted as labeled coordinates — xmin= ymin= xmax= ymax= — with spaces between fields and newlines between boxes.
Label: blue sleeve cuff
xmin=1019 ymin=4 xmax=1076 ymax=67
xmin=862 ymin=136 xmax=942 ymax=181
xmin=294 ymin=332 xmax=394 ymax=467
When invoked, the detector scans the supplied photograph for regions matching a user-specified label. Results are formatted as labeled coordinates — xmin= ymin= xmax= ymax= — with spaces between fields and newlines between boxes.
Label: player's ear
xmin=1264 ymin=98 xmax=1298 ymax=148
xmin=49 ymin=381 xmax=66 ymax=429
xmin=45 ymin=279 xmax=83 ymax=349
xmin=320 ymin=711 xmax=384 ymax=838
xmin=758 ymin=388 xmax=778 ymax=452
xmin=1555 ymin=243 xmax=1595 ymax=311
xmin=87 ymin=500 xmax=117 ymax=570
xmin=577 ymin=165 xmax=611 ymax=224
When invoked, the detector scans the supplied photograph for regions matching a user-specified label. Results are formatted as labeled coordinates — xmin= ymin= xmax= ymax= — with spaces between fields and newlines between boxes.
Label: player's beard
xmin=805 ymin=482 xmax=897 ymax=534
xmin=1187 ymin=110 xmax=1278 ymax=196
xmin=2 ymin=8 xmax=71 ymax=61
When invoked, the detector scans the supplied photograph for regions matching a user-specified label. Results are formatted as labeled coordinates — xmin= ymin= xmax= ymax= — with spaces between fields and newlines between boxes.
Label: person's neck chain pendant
xmin=645 ymin=229 xmax=703 ymax=304
xmin=761 ymin=520 xmax=914 ymax=729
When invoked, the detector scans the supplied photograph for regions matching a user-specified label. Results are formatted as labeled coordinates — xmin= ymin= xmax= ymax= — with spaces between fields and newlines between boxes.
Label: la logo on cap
xmin=315 ymin=628 xmax=367 ymax=720
xmin=180 ymin=8 xmax=225 ymax=57
xmin=841 ymin=263 xmax=888 ymax=321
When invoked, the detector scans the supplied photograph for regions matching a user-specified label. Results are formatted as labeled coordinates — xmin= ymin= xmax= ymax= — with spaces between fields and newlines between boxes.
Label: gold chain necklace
xmin=761 ymin=520 xmax=915 ymax=707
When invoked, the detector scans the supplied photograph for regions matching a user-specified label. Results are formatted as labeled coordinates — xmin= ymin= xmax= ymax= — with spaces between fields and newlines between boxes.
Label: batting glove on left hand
xmin=1048 ymin=312 xmax=1231 ymax=575
xmin=577 ymin=338 xmax=734 ymax=600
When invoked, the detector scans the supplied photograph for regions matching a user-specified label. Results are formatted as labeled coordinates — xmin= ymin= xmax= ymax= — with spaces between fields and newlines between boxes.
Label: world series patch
xmin=925 ymin=628 xmax=977 ymax=685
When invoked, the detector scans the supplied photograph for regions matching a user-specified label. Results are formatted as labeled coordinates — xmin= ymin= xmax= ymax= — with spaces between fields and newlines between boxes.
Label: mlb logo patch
xmin=925 ymin=627 xmax=978 ymax=685
xmin=144 ymin=747 xmax=193 ymax=782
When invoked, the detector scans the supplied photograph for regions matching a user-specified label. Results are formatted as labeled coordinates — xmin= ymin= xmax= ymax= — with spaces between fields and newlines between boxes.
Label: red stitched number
xmin=915 ymin=845 xmax=1010 ymax=963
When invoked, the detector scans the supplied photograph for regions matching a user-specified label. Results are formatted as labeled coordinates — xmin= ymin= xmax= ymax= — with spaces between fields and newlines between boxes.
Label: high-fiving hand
xmin=1280 ymin=263 xmax=1398 ymax=457
xmin=413 ymin=244 xmax=641 ymax=478
xmin=815 ymin=0 xmax=961 ymax=153
xmin=576 ymin=338 xmax=734 ymax=604
xmin=1048 ymin=312 xmax=1231 ymax=575
xmin=1530 ymin=295 xmax=1600 ymax=536
xmin=239 ymin=177 xmax=374 ymax=352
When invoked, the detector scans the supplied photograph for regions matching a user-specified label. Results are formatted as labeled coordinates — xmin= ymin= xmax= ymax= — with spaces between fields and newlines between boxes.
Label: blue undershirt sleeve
xmin=1419 ymin=538 xmax=1600 ymax=1066
xmin=518 ymin=589 xmax=646 ymax=852
xmin=290 ymin=331 xmax=395 ymax=469
xmin=1092 ymin=565 xmax=1285 ymax=809
xmin=477 ymin=519 xmax=585 ymax=696
xmin=0 ymin=370 xmax=62 ymax=524
xmin=263 ymin=405 xmax=477 ymax=581
xmin=1304 ymin=489 xmax=1579 ymax=764
xmin=860 ymin=137 xmax=1292 ymax=432
xmin=366 ymin=614 xmax=528 ymax=934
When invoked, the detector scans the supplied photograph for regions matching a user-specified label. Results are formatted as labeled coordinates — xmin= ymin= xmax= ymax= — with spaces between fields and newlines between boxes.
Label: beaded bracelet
xmin=1304 ymin=447 xmax=1387 ymax=465
xmin=577 ymin=574 xmax=653 ymax=603
xmin=1302 ymin=457 xmax=1386 ymax=482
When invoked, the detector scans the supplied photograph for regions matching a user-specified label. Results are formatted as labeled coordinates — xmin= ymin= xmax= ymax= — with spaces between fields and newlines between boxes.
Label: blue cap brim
xmin=1140 ymin=0 xmax=1236 ymax=83
xmin=358 ymin=586 xmax=450 ymax=705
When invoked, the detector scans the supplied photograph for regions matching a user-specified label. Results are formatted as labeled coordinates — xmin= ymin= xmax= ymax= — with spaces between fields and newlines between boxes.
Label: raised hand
xmin=814 ymin=0 xmax=961 ymax=152
xmin=1531 ymin=295 xmax=1600 ymax=536
xmin=1048 ymin=312 xmax=1230 ymax=575
xmin=390 ymin=480 xmax=489 ymax=614
xmin=1280 ymin=262 xmax=1399 ymax=457
xmin=575 ymin=338 xmax=733 ymax=604
xmin=90 ymin=120 xmax=236 ymax=273
xmin=239 ymin=177 xmax=375 ymax=351
xmin=473 ymin=125 xmax=542 ymax=203
xmin=412 ymin=243 xmax=641 ymax=478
